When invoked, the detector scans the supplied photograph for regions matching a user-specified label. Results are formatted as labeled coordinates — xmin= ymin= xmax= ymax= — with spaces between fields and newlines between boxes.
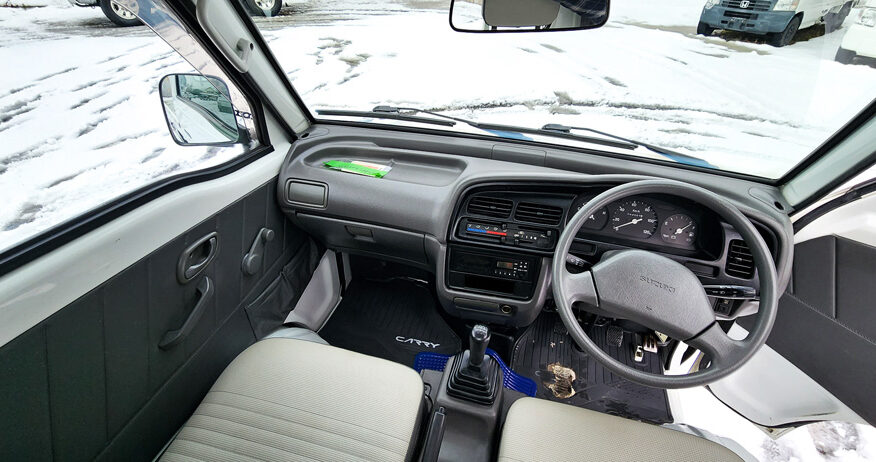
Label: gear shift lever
xmin=468 ymin=324 xmax=490 ymax=369
xmin=447 ymin=324 xmax=501 ymax=404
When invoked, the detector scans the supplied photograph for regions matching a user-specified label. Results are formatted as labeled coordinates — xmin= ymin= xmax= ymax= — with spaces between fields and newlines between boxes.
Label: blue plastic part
xmin=414 ymin=348 xmax=537 ymax=397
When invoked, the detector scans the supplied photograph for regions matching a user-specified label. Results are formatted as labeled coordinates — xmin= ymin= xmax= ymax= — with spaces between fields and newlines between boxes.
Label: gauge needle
xmin=674 ymin=223 xmax=692 ymax=235
xmin=613 ymin=218 xmax=642 ymax=230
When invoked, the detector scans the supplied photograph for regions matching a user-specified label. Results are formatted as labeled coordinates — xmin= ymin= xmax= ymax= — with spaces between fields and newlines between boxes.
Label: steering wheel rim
xmin=551 ymin=179 xmax=778 ymax=388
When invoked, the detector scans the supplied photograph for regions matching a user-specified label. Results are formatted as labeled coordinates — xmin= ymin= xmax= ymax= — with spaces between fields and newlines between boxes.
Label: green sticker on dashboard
xmin=324 ymin=160 xmax=390 ymax=178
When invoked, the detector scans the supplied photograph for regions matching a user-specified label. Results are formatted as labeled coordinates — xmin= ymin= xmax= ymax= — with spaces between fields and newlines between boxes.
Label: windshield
xmin=255 ymin=0 xmax=875 ymax=178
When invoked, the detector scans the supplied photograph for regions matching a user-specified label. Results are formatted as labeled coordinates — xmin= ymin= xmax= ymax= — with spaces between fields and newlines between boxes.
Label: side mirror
xmin=158 ymin=74 xmax=243 ymax=146
xmin=450 ymin=0 xmax=609 ymax=32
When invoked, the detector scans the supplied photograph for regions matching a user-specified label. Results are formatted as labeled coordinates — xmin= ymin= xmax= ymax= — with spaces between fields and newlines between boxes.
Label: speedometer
xmin=610 ymin=199 xmax=657 ymax=238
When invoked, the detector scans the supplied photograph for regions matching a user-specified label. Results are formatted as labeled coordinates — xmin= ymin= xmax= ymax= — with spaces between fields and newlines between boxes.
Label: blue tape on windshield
xmin=413 ymin=348 xmax=537 ymax=397
xmin=656 ymin=152 xmax=716 ymax=169
xmin=483 ymin=129 xmax=533 ymax=141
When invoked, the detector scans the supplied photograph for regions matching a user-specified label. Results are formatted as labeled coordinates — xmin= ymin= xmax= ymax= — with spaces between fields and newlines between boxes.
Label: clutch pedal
xmin=605 ymin=324 xmax=623 ymax=347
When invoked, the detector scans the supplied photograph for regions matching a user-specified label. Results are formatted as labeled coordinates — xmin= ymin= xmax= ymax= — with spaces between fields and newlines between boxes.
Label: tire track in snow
xmin=72 ymin=77 xmax=113 ymax=92
xmin=0 ymin=136 xmax=62 ymax=175
xmin=93 ymin=129 xmax=158 ymax=150
xmin=70 ymin=91 xmax=109 ymax=110
xmin=2 ymin=203 xmax=43 ymax=232
xmin=0 ymin=95 xmax=41 ymax=126
xmin=34 ymin=66 xmax=76 ymax=82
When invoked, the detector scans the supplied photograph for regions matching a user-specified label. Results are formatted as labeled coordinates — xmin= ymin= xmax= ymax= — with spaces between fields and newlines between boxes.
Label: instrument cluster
xmin=570 ymin=194 xmax=705 ymax=252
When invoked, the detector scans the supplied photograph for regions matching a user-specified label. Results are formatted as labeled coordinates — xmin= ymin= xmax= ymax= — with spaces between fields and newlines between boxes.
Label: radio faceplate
xmin=447 ymin=246 xmax=539 ymax=299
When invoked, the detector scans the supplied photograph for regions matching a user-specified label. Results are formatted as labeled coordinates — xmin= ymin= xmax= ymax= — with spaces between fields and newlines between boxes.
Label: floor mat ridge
xmin=510 ymin=311 xmax=672 ymax=424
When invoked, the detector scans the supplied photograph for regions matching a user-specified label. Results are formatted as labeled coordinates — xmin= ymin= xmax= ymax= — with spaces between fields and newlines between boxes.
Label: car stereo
xmin=447 ymin=246 xmax=539 ymax=299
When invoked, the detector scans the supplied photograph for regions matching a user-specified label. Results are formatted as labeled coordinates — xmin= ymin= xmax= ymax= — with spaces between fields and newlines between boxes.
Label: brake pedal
xmin=606 ymin=324 xmax=623 ymax=347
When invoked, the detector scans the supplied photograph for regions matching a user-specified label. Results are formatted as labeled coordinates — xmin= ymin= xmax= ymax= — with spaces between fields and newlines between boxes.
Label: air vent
xmin=725 ymin=239 xmax=754 ymax=279
xmin=467 ymin=196 xmax=513 ymax=218
xmin=514 ymin=202 xmax=564 ymax=226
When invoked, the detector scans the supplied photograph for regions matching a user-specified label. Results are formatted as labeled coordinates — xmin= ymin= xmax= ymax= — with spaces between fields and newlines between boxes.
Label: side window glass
xmin=0 ymin=0 xmax=260 ymax=256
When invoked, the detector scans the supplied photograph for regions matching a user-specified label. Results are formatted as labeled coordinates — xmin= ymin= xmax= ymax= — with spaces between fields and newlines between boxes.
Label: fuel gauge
xmin=660 ymin=214 xmax=697 ymax=245
xmin=570 ymin=195 xmax=608 ymax=230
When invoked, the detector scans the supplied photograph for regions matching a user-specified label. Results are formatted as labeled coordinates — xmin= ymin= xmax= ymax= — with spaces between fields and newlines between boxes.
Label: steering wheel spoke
xmin=559 ymin=268 xmax=599 ymax=308
xmin=687 ymin=323 xmax=748 ymax=369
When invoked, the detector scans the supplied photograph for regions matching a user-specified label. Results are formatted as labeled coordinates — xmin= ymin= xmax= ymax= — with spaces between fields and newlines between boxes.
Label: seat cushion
xmin=498 ymin=398 xmax=743 ymax=462
xmin=263 ymin=326 xmax=328 ymax=344
xmin=160 ymin=338 xmax=424 ymax=462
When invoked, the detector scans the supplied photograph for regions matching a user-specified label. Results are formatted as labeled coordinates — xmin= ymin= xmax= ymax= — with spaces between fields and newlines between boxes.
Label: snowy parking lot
xmin=1 ymin=0 xmax=876 ymax=460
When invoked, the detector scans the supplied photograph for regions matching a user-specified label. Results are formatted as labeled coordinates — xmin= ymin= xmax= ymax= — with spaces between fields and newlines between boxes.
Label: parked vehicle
xmin=698 ymin=0 xmax=855 ymax=46
xmin=836 ymin=0 xmax=876 ymax=63
xmin=68 ymin=0 xmax=283 ymax=27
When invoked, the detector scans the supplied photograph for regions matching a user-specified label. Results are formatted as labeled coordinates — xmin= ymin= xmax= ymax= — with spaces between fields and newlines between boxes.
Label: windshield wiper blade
xmin=541 ymin=123 xmax=714 ymax=168
xmin=316 ymin=107 xmax=457 ymax=127
xmin=352 ymin=106 xmax=635 ymax=148
xmin=372 ymin=105 xmax=482 ymax=127
xmin=318 ymin=106 xmax=652 ymax=152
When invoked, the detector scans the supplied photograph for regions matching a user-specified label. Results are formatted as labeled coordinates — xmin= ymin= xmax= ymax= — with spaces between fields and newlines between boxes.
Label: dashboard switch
xmin=703 ymin=285 xmax=757 ymax=299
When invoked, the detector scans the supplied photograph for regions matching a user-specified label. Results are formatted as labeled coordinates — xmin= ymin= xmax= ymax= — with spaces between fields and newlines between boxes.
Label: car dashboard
xmin=278 ymin=124 xmax=792 ymax=329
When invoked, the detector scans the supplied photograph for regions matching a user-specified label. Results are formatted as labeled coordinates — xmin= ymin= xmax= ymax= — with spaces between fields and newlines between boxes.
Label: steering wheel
xmin=551 ymin=180 xmax=778 ymax=388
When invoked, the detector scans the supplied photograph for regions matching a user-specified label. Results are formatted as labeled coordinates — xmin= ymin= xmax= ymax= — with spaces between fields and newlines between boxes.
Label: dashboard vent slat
xmin=725 ymin=239 xmax=755 ymax=279
xmin=514 ymin=202 xmax=564 ymax=226
xmin=467 ymin=196 xmax=513 ymax=218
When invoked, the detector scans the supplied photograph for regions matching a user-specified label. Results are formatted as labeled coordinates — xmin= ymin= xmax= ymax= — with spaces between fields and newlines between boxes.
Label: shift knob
xmin=469 ymin=324 xmax=490 ymax=367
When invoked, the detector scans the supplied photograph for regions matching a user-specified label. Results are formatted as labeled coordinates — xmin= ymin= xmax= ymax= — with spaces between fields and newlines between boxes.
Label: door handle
xmin=177 ymin=232 xmax=218 ymax=284
xmin=159 ymin=277 xmax=214 ymax=350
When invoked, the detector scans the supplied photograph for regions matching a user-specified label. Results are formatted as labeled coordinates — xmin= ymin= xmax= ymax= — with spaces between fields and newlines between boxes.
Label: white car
xmin=698 ymin=0 xmax=854 ymax=47
xmin=836 ymin=0 xmax=876 ymax=63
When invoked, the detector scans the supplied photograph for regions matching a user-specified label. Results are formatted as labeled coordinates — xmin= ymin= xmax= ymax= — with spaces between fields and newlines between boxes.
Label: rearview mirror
xmin=450 ymin=0 xmax=609 ymax=32
xmin=159 ymin=74 xmax=243 ymax=146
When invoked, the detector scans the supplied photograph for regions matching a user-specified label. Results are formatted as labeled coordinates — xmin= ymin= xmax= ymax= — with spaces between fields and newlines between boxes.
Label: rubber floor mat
xmin=511 ymin=311 xmax=672 ymax=424
xmin=319 ymin=279 xmax=462 ymax=367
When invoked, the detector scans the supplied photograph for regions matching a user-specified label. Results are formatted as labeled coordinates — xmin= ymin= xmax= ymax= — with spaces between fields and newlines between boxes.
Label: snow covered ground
xmin=267 ymin=0 xmax=876 ymax=179
xmin=0 ymin=2 xmax=875 ymax=459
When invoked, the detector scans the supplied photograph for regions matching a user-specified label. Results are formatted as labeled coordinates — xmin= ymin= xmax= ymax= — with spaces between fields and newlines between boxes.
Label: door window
xmin=0 ymin=1 xmax=260 ymax=257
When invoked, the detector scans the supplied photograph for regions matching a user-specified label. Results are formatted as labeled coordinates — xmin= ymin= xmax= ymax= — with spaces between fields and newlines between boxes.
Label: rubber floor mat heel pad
xmin=318 ymin=279 xmax=461 ymax=366
xmin=511 ymin=311 xmax=672 ymax=424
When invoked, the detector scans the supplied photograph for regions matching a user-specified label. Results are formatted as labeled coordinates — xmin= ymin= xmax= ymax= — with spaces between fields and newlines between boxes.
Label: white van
xmin=836 ymin=0 xmax=876 ymax=63
xmin=698 ymin=0 xmax=855 ymax=46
